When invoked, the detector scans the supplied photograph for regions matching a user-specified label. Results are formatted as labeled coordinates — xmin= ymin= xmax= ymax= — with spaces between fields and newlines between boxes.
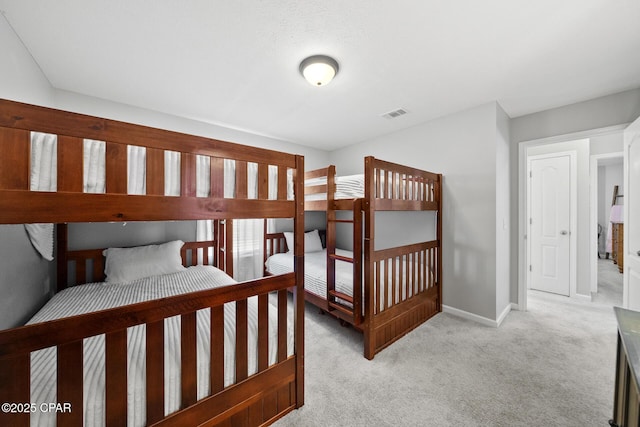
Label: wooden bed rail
xmin=0 ymin=273 xmax=297 ymax=426
xmin=0 ymin=99 xmax=297 ymax=224
xmin=365 ymin=156 xmax=441 ymax=211
xmin=364 ymin=240 xmax=440 ymax=358
xmin=304 ymin=165 xmax=335 ymax=211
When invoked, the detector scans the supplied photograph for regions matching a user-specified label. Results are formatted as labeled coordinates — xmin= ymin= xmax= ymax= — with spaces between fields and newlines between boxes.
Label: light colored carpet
xmin=593 ymin=258 xmax=623 ymax=306
xmin=275 ymin=286 xmax=619 ymax=426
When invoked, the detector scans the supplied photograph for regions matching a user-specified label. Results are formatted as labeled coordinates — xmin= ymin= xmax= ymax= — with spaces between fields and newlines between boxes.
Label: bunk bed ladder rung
xmin=328 ymin=289 xmax=354 ymax=305
xmin=328 ymin=218 xmax=354 ymax=224
xmin=327 ymin=290 xmax=355 ymax=318
xmin=329 ymin=253 xmax=354 ymax=263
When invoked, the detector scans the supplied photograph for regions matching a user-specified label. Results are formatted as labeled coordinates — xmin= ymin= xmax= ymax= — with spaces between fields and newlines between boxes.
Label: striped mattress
xmin=27 ymin=265 xmax=293 ymax=427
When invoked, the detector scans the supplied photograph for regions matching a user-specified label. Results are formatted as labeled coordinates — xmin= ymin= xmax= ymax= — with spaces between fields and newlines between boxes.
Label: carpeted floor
xmin=274 ymin=267 xmax=622 ymax=427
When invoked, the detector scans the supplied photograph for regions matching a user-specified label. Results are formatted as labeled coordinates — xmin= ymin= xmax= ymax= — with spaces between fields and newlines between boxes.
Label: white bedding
xmin=266 ymin=249 xmax=432 ymax=312
xmin=304 ymin=172 xmax=429 ymax=202
xmin=265 ymin=249 xmax=356 ymax=302
xmin=27 ymin=265 xmax=293 ymax=427
xmin=305 ymin=174 xmax=365 ymax=201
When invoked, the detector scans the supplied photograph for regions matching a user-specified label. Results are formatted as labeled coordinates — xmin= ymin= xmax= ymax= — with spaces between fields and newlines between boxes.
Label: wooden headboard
xmin=56 ymin=222 xmax=232 ymax=290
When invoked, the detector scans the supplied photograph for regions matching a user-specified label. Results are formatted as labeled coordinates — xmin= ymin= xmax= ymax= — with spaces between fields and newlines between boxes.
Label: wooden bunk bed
xmin=265 ymin=158 xmax=442 ymax=359
xmin=0 ymin=99 xmax=305 ymax=426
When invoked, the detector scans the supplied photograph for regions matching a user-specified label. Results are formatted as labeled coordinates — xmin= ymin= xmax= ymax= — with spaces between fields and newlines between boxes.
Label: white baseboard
xmin=496 ymin=304 xmax=512 ymax=327
xmin=442 ymin=304 xmax=512 ymax=328
xmin=510 ymin=302 xmax=519 ymax=311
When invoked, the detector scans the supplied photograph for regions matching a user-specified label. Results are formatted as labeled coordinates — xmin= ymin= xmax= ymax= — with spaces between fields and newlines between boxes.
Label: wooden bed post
xmin=363 ymin=156 xmax=376 ymax=360
xmin=294 ymin=155 xmax=305 ymax=406
xmin=436 ymin=174 xmax=443 ymax=311
xmin=56 ymin=223 xmax=68 ymax=293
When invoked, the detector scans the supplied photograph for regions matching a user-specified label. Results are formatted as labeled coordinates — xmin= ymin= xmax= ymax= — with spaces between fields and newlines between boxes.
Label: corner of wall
xmin=0 ymin=13 xmax=55 ymax=106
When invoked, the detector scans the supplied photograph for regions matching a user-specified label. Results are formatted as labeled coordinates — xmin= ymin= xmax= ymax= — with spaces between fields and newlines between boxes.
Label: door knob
xmin=560 ymin=230 xmax=569 ymax=235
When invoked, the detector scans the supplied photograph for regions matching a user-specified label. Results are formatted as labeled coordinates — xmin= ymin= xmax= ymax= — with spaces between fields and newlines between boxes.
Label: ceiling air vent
xmin=381 ymin=108 xmax=408 ymax=119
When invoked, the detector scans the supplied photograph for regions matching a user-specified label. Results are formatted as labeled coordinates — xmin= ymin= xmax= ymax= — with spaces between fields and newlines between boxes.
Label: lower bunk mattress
xmin=265 ymin=248 xmax=434 ymax=312
xmin=26 ymin=265 xmax=294 ymax=427
xmin=265 ymin=249 xmax=355 ymax=302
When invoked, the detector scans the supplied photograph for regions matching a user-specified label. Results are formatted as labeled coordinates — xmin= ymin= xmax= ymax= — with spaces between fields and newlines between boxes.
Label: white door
xmin=624 ymin=116 xmax=640 ymax=309
xmin=529 ymin=154 xmax=572 ymax=296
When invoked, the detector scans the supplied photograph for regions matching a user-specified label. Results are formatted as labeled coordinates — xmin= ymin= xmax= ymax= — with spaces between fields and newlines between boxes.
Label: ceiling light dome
xmin=299 ymin=55 xmax=339 ymax=86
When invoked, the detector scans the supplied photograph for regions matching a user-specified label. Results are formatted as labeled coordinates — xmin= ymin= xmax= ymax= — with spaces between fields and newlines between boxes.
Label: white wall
xmin=329 ymin=102 xmax=501 ymax=321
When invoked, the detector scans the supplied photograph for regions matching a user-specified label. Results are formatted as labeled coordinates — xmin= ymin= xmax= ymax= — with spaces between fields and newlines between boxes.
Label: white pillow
xmin=103 ymin=240 xmax=186 ymax=283
xmin=283 ymin=232 xmax=294 ymax=253
xmin=283 ymin=230 xmax=324 ymax=253
xmin=305 ymin=229 xmax=324 ymax=253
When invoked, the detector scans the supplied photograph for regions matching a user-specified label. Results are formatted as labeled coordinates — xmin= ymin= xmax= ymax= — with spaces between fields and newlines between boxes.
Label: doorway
xmin=589 ymin=152 xmax=624 ymax=303
xmin=527 ymin=151 xmax=576 ymax=297
xmin=518 ymin=126 xmax=629 ymax=312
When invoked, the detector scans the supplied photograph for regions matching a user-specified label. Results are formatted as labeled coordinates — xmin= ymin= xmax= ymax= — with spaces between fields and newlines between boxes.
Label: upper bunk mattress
xmin=305 ymin=174 xmax=364 ymax=201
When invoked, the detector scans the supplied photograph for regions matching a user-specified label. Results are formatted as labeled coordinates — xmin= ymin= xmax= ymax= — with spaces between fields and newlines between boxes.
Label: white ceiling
xmin=1 ymin=1 xmax=639 ymax=150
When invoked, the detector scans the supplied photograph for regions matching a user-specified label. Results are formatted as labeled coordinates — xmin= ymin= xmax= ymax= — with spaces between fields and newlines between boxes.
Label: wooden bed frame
xmin=0 ymin=99 xmax=305 ymax=427
xmin=265 ymin=158 xmax=442 ymax=360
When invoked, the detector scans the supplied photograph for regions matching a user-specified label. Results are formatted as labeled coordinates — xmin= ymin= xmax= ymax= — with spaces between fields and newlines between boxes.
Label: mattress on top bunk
xmin=305 ymin=174 xmax=365 ymax=200
xmin=304 ymin=172 xmax=432 ymax=201
xmin=27 ymin=265 xmax=294 ymax=427
xmin=265 ymin=249 xmax=355 ymax=300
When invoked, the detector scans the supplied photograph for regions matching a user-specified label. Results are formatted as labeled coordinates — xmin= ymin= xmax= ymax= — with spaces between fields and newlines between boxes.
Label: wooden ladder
xmin=326 ymin=199 xmax=363 ymax=325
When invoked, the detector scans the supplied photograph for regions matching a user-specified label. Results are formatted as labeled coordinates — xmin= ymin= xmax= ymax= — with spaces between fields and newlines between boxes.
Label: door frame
xmin=623 ymin=116 xmax=640 ymax=308
xmin=589 ymin=152 xmax=624 ymax=294
xmin=517 ymin=124 xmax=627 ymax=311
xmin=526 ymin=151 xmax=577 ymax=298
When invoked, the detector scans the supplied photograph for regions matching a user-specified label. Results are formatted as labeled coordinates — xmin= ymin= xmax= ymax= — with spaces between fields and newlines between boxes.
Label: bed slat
xmin=146 ymin=320 xmax=165 ymax=424
xmin=236 ymin=299 xmax=249 ymax=382
xmin=278 ymin=165 xmax=288 ymax=200
xmin=106 ymin=141 xmax=127 ymax=194
xmin=210 ymin=305 xmax=225 ymax=394
xmin=57 ymin=136 xmax=83 ymax=192
xmin=236 ymin=160 xmax=248 ymax=199
xmin=0 ymin=127 xmax=29 ymax=190
xmin=57 ymin=340 xmax=83 ymax=426
xmin=105 ymin=329 xmax=127 ymax=426
xmin=278 ymin=289 xmax=287 ymax=363
xmin=257 ymin=293 xmax=269 ymax=371
xmin=181 ymin=152 xmax=197 ymax=197
xmin=210 ymin=157 xmax=224 ymax=198
xmin=0 ymin=353 xmax=30 ymax=427
xmin=258 ymin=163 xmax=269 ymax=200
xmin=146 ymin=147 xmax=165 ymax=196
xmin=181 ymin=311 xmax=198 ymax=408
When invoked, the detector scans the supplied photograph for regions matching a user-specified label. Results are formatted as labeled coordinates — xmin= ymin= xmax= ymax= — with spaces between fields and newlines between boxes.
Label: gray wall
xmin=495 ymin=104 xmax=511 ymax=317
xmin=0 ymin=226 xmax=52 ymax=329
xmin=0 ymin=16 xmax=56 ymax=329
xmin=329 ymin=102 xmax=502 ymax=321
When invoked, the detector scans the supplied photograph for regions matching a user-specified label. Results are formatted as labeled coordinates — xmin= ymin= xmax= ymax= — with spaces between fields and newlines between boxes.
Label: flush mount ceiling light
xmin=299 ymin=55 xmax=339 ymax=86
